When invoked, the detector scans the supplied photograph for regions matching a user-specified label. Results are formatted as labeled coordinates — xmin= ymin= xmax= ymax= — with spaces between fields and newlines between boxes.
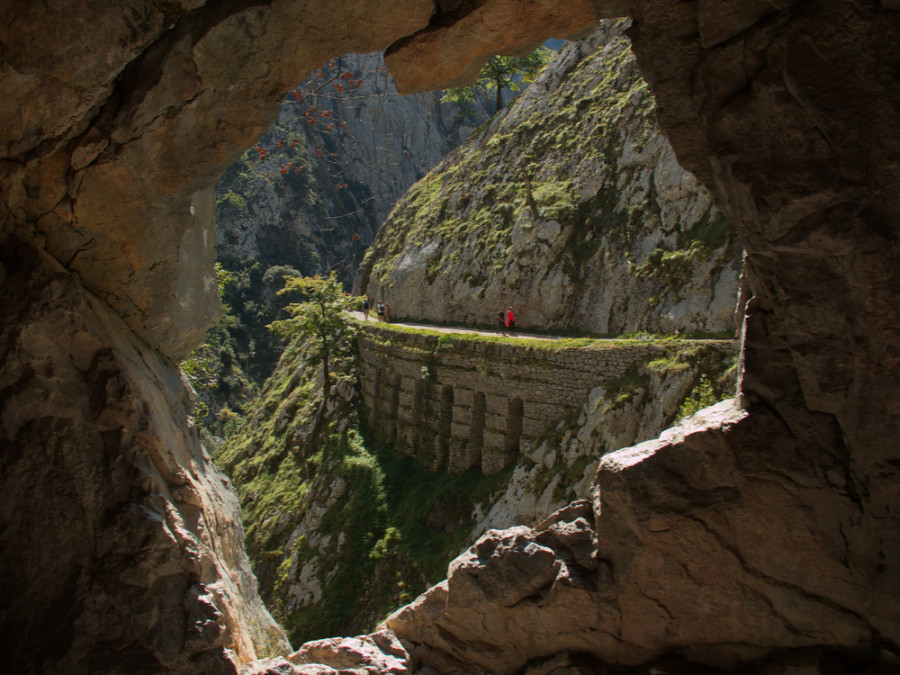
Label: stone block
xmin=483 ymin=430 xmax=506 ymax=455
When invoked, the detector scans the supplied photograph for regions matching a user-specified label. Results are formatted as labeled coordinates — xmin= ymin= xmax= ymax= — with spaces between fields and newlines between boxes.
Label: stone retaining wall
xmin=357 ymin=324 xmax=738 ymax=475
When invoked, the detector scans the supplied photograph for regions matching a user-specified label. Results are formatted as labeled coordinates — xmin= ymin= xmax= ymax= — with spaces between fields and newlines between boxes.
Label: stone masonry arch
xmin=357 ymin=325 xmax=738 ymax=477
xmin=1 ymin=0 xmax=899 ymax=672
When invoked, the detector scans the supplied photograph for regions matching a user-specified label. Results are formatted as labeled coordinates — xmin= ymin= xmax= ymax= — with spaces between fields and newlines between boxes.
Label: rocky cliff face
xmin=215 ymin=52 xmax=488 ymax=283
xmin=0 ymin=0 xmax=450 ymax=669
xmin=0 ymin=241 xmax=288 ymax=672
xmin=200 ymin=54 xmax=490 ymax=428
xmin=357 ymin=22 xmax=743 ymax=336
xmin=2 ymin=0 xmax=899 ymax=672
xmin=377 ymin=1 xmax=900 ymax=672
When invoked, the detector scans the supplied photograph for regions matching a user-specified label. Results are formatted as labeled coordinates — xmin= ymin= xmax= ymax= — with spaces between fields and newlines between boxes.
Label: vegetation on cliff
xmin=193 ymin=54 xmax=491 ymax=431
xmin=200 ymin=24 xmax=748 ymax=650
xmin=442 ymin=48 xmax=552 ymax=113
xmin=205 ymin=19 xmax=746 ymax=654
xmin=214 ymin=322 xmax=514 ymax=644
xmin=214 ymin=311 xmax=738 ymax=646
xmin=268 ymin=272 xmax=360 ymax=397
xmin=356 ymin=20 xmax=742 ymax=335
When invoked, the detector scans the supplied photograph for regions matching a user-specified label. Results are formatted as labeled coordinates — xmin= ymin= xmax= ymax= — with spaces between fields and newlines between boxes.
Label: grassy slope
xmin=214 ymin=319 xmax=737 ymax=646
xmin=214 ymin=332 xmax=514 ymax=644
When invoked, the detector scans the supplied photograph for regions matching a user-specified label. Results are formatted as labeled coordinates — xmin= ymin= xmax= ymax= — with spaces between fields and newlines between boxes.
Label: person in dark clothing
xmin=362 ymin=298 xmax=370 ymax=321
xmin=497 ymin=310 xmax=506 ymax=334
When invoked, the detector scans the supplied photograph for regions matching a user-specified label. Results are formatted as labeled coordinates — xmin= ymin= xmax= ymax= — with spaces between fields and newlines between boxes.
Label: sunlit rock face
xmin=2 ymin=0 xmax=899 ymax=672
xmin=359 ymin=22 xmax=743 ymax=336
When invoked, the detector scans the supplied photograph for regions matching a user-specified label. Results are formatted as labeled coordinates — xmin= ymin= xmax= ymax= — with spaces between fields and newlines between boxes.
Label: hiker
xmin=497 ymin=309 xmax=506 ymax=334
xmin=506 ymin=307 xmax=516 ymax=335
xmin=362 ymin=298 xmax=370 ymax=321
xmin=385 ymin=302 xmax=392 ymax=323
xmin=376 ymin=302 xmax=385 ymax=321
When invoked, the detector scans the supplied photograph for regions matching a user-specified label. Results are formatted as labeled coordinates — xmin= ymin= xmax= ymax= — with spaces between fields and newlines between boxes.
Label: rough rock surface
xmin=385 ymin=500 xmax=607 ymax=673
xmin=0 ymin=241 xmax=288 ymax=672
xmin=358 ymin=23 xmax=743 ymax=335
xmin=287 ymin=630 xmax=411 ymax=674
xmin=216 ymin=51 xmax=490 ymax=281
xmin=387 ymin=1 xmax=900 ymax=671
xmin=0 ymin=0 xmax=435 ymax=360
xmin=3 ymin=0 xmax=900 ymax=672
xmin=241 ymin=630 xmax=411 ymax=675
xmin=388 ymin=425 xmax=900 ymax=672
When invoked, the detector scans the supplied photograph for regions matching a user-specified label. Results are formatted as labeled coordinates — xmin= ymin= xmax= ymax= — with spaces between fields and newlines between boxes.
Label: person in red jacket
xmin=506 ymin=307 xmax=516 ymax=335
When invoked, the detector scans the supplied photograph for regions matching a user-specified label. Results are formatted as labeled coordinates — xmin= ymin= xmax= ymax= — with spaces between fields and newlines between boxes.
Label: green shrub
xmin=677 ymin=375 xmax=718 ymax=421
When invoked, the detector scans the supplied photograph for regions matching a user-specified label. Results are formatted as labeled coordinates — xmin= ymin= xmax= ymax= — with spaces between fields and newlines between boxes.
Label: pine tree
xmin=442 ymin=47 xmax=552 ymax=113
xmin=268 ymin=271 xmax=358 ymax=396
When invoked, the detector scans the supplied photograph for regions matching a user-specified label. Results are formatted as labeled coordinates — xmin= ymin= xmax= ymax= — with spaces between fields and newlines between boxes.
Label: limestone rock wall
xmin=357 ymin=22 xmax=744 ymax=336
xmin=0 ymin=241 xmax=288 ymax=672
xmin=206 ymin=53 xmax=491 ymax=419
xmin=215 ymin=51 xmax=489 ymax=281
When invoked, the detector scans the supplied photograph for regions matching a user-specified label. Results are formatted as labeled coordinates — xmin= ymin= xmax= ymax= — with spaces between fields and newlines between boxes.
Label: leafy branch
xmin=442 ymin=48 xmax=552 ymax=114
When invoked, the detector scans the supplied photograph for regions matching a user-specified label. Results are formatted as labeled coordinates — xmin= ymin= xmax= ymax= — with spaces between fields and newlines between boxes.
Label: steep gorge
xmin=212 ymin=28 xmax=745 ymax=647
xmin=191 ymin=54 xmax=490 ymax=431
xmin=217 ymin=319 xmax=738 ymax=646
xmin=1 ymin=0 xmax=898 ymax=673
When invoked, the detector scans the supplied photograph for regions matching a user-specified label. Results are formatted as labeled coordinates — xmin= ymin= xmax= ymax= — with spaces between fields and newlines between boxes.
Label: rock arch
xmin=470 ymin=391 xmax=486 ymax=466
xmin=1 ymin=0 xmax=898 ymax=672
xmin=437 ymin=384 xmax=455 ymax=471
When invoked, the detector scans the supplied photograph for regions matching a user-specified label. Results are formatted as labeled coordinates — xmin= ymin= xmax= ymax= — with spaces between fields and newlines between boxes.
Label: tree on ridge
xmin=442 ymin=48 xmax=552 ymax=114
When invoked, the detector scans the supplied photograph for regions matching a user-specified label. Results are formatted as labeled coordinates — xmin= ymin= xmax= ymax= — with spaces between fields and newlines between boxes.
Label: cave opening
xmin=2 ymin=0 xmax=899 ymax=672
